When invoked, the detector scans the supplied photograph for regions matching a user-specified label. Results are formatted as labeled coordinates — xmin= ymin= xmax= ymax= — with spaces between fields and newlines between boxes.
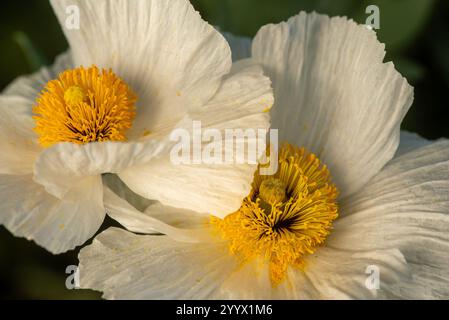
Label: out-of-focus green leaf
xmin=393 ymin=57 xmax=426 ymax=83
xmin=192 ymin=0 xmax=434 ymax=56
xmin=354 ymin=0 xmax=435 ymax=54
xmin=12 ymin=31 xmax=48 ymax=71
xmin=428 ymin=27 xmax=449 ymax=88
xmin=192 ymin=0 xmax=358 ymax=37
xmin=15 ymin=264 xmax=101 ymax=300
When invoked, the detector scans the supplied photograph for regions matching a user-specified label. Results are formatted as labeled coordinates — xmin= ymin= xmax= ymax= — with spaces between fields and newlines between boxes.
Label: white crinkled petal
xmin=102 ymin=173 xmax=155 ymax=212
xmin=142 ymin=202 xmax=209 ymax=230
xmin=119 ymin=157 xmax=257 ymax=218
xmin=103 ymin=187 xmax=211 ymax=242
xmin=119 ymin=61 xmax=272 ymax=218
xmin=280 ymin=248 xmax=409 ymax=299
xmin=329 ymin=140 xmax=449 ymax=298
xmin=252 ymin=11 xmax=413 ymax=197
xmin=0 ymin=96 xmax=40 ymax=174
xmin=34 ymin=139 xmax=172 ymax=200
xmin=78 ymin=226 xmax=409 ymax=299
xmin=191 ymin=60 xmax=272 ymax=129
xmin=0 ymin=51 xmax=72 ymax=174
xmin=79 ymin=142 xmax=449 ymax=298
xmin=219 ymin=258 xmax=273 ymax=299
xmin=0 ymin=174 xmax=104 ymax=254
xmin=103 ymin=173 xmax=212 ymax=232
xmin=50 ymin=0 xmax=232 ymax=138
xmin=78 ymin=227 xmax=237 ymax=300
xmin=220 ymin=247 xmax=408 ymax=299
xmin=395 ymin=130 xmax=432 ymax=157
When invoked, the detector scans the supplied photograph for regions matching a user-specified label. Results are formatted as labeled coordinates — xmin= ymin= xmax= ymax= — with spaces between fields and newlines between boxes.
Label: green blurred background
xmin=0 ymin=0 xmax=448 ymax=299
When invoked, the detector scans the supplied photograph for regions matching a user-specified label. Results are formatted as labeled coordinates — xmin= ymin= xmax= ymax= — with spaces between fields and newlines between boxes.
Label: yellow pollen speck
xmin=211 ymin=143 xmax=339 ymax=286
xmin=33 ymin=65 xmax=137 ymax=148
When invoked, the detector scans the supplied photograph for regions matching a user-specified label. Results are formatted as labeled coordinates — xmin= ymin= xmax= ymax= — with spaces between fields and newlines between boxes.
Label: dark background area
xmin=0 ymin=0 xmax=448 ymax=299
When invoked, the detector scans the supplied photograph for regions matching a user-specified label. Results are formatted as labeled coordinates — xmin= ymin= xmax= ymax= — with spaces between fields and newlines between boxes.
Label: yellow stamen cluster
xmin=33 ymin=66 xmax=136 ymax=147
xmin=212 ymin=144 xmax=339 ymax=285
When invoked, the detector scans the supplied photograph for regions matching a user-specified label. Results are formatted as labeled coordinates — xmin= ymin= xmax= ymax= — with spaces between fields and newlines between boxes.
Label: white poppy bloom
xmin=78 ymin=12 xmax=449 ymax=299
xmin=0 ymin=0 xmax=272 ymax=254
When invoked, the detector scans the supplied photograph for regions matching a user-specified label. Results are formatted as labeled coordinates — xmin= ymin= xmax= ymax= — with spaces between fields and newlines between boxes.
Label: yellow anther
xmin=212 ymin=144 xmax=339 ymax=286
xmin=33 ymin=66 xmax=136 ymax=148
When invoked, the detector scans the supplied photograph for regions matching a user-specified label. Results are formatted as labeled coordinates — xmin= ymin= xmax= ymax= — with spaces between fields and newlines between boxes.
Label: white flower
xmin=77 ymin=12 xmax=449 ymax=299
xmin=0 ymin=0 xmax=272 ymax=254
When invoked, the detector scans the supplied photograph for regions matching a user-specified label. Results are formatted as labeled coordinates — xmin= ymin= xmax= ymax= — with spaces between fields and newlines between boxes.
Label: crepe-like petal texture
xmin=252 ymin=12 xmax=413 ymax=197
